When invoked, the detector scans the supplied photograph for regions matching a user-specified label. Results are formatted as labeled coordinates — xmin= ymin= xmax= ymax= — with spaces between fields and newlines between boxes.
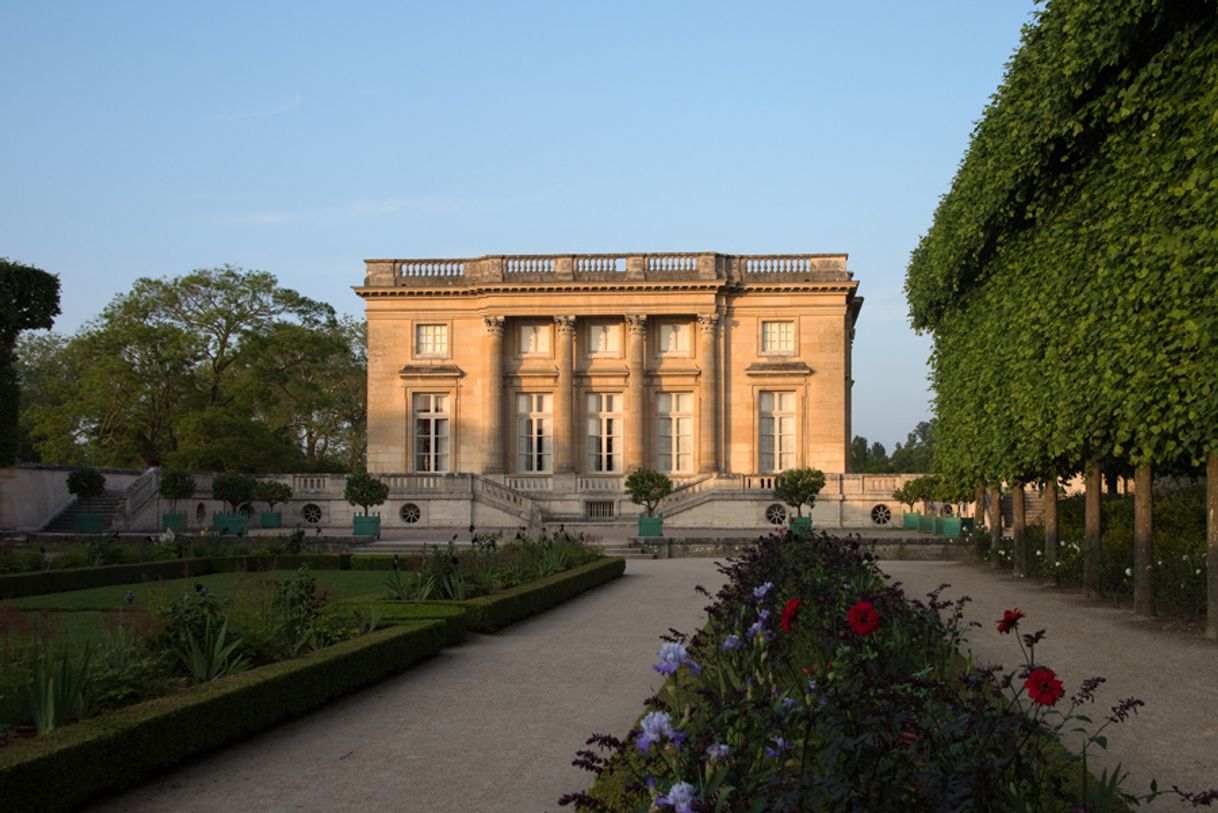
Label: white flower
xmin=1157 ymin=560 xmax=1163 ymax=566
xmin=1124 ymin=568 xmax=1132 ymax=577
xmin=1183 ymin=554 xmax=1189 ymax=561
xmin=1036 ymin=550 xmax=1042 ymax=557
xmin=1197 ymin=569 xmax=1203 ymax=576
xmin=1055 ymin=561 xmax=1062 ymax=568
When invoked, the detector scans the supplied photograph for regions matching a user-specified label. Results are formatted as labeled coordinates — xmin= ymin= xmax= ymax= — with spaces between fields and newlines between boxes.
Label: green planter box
xmin=74 ymin=512 xmax=104 ymax=534
xmin=260 ymin=511 xmax=282 ymax=529
xmin=353 ymin=515 xmax=381 ymax=537
xmin=162 ymin=512 xmax=186 ymax=532
xmin=933 ymin=515 xmax=945 ymax=534
xmin=902 ymin=512 xmax=920 ymax=530
xmin=788 ymin=516 xmax=813 ymax=534
xmin=212 ymin=513 xmax=248 ymax=534
xmin=917 ymin=514 xmax=935 ymax=534
xmin=942 ymin=516 xmax=963 ymax=538
xmin=637 ymin=516 xmax=663 ymax=537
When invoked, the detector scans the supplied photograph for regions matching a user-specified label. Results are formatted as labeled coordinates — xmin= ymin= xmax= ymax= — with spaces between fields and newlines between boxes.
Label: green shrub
xmin=157 ymin=470 xmax=196 ymax=513
xmin=344 ymin=472 xmax=388 ymax=516
xmin=624 ymin=468 xmax=673 ymax=517
xmin=772 ymin=467 xmax=825 ymax=517
xmin=66 ymin=470 xmax=105 ymax=501
xmin=211 ymin=473 xmax=257 ymax=513
xmin=254 ymin=480 xmax=292 ymax=511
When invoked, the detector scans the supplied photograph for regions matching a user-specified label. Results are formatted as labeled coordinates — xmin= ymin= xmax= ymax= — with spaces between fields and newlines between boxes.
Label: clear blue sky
xmin=1 ymin=1 xmax=1036 ymax=451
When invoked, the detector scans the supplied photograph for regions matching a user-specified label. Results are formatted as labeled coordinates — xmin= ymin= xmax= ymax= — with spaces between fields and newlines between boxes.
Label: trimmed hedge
xmin=358 ymin=602 xmax=469 ymax=645
xmin=460 ymin=557 xmax=625 ymax=631
xmin=0 ymin=554 xmax=359 ymax=599
xmin=0 ymin=619 xmax=447 ymax=813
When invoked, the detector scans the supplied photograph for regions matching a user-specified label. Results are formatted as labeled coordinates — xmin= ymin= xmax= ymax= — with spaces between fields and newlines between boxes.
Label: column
xmin=625 ymin=315 xmax=647 ymax=471
xmin=554 ymin=315 xmax=577 ymax=474
xmin=697 ymin=313 xmax=719 ymax=473
xmin=481 ymin=316 xmax=505 ymax=474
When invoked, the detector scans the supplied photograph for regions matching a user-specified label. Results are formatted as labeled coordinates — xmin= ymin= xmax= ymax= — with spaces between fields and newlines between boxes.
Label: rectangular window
xmin=519 ymin=323 xmax=550 ymax=354
xmin=761 ymin=321 xmax=794 ymax=353
xmin=656 ymin=392 xmax=693 ymax=473
xmin=587 ymin=322 xmax=621 ymax=356
xmin=516 ymin=393 xmax=552 ymax=473
xmin=415 ymin=324 xmax=448 ymax=355
xmin=413 ymin=393 xmax=450 ymax=472
xmin=759 ymin=391 xmax=795 ymax=472
xmin=656 ymin=321 xmax=690 ymax=355
xmin=586 ymin=392 xmax=623 ymax=473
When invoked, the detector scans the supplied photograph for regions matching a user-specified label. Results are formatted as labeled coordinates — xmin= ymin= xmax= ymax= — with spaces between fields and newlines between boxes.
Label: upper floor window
xmin=586 ymin=392 xmax=622 ymax=473
xmin=587 ymin=322 xmax=621 ymax=356
xmin=413 ymin=393 xmax=450 ymax=472
xmin=416 ymin=324 xmax=448 ymax=356
xmin=516 ymin=393 xmax=553 ymax=473
xmin=761 ymin=321 xmax=794 ymax=353
xmin=519 ymin=323 xmax=551 ymax=355
xmin=656 ymin=321 xmax=691 ymax=356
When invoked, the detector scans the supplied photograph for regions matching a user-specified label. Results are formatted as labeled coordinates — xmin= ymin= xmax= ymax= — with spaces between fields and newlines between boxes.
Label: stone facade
xmin=354 ymin=251 xmax=895 ymax=528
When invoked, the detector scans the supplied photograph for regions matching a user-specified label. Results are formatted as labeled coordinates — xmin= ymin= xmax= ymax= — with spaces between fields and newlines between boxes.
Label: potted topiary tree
xmin=773 ymin=467 xmax=825 ymax=535
xmin=345 ymin=472 xmax=388 ymax=537
xmin=159 ymin=469 xmax=196 ymax=532
xmin=893 ymin=481 xmax=919 ymax=530
xmin=66 ymin=468 xmax=107 ymax=534
xmin=254 ymin=479 xmax=292 ymax=529
xmin=624 ymin=468 xmax=673 ymax=538
xmin=211 ymin=472 xmax=257 ymax=534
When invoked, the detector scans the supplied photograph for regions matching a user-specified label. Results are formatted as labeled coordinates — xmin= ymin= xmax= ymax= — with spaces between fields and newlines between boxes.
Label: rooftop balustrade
xmin=362 ymin=252 xmax=852 ymax=288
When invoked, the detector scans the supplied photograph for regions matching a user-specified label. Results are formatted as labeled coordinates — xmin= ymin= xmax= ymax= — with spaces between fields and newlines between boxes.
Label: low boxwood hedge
xmin=0 ymin=554 xmax=359 ymax=599
xmin=0 ymin=619 xmax=447 ymax=813
xmin=358 ymin=602 xmax=469 ymax=645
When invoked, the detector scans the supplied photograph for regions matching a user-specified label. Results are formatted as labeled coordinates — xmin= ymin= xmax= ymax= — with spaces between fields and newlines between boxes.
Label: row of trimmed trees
xmin=905 ymin=1 xmax=1218 ymax=635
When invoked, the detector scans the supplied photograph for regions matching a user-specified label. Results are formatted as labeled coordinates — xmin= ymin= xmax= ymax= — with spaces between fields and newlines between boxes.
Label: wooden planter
xmin=942 ymin=516 xmax=963 ymax=538
xmin=637 ymin=516 xmax=663 ymax=537
xmin=902 ymin=512 xmax=920 ymax=530
xmin=260 ymin=511 xmax=282 ymax=529
xmin=161 ymin=512 xmax=186 ymax=532
xmin=788 ymin=516 xmax=813 ymax=534
xmin=211 ymin=513 xmax=248 ymax=534
xmin=353 ymin=515 xmax=381 ymax=537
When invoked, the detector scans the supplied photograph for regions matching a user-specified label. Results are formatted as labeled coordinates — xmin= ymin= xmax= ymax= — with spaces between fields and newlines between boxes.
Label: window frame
xmin=585 ymin=320 xmax=623 ymax=358
xmin=655 ymin=391 xmax=694 ymax=473
xmin=515 ymin=392 xmax=553 ymax=473
xmin=758 ymin=390 xmax=797 ymax=473
xmin=760 ymin=320 xmax=796 ymax=355
xmin=585 ymin=392 xmax=624 ymax=473
xmin=517 ymin=321 xmax=554 ymax=357
xmin=654 ymin=320 xmax=693 ymax=358
xmin=412 ymin=392 xmax=451 ymax=473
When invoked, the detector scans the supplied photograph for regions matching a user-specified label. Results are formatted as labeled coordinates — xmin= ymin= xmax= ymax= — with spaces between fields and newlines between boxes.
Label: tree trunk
xmin=1012 ymin=480 xmax=1028 ymax=578
xmin=974 ymin=485 xmax=985 ymax=527
xmin=1206 ymin=452 xmax=1218 ymax=641
xmin=988 ymin=486 xmax=1002 ymax=568
xmin=1133 ymin=463 xmax=1155 ymax=616
xmin=1084 ymin=461 xmax=1103 ymax=598
xmin=1043 ymin=477 xmax=1059 ymax=579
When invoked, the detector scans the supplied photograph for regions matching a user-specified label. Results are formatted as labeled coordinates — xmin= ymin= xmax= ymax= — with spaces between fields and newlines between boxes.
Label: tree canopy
xmin=16 ymin=266 xmax=366 ymax=472
xmin=1 ymin=259 xmax=60 ymax=466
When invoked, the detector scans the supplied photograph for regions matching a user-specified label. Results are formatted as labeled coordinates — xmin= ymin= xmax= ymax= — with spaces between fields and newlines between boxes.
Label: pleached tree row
xmin=905 ymin=0 xmax=1218 ymax=635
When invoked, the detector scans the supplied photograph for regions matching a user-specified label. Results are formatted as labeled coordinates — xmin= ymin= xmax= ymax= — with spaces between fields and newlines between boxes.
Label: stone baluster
xmin=482 ymin=315 xmax=505 ymax=474
xmin=554 ymin=316 xmax=577 ymax=473
xmin=697 ymin=313 xmax=719 ymax=473
xmin=625 ymin=315 xmax=647 ymax=471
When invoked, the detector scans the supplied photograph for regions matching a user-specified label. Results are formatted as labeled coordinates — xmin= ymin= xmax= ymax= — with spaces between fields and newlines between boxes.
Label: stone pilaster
xmin=697 ymin=313 xmax=719 ymax=473
xmin=482 ymin=315 xmax=505 ymax=474
xmin=625 ymin=315 xmax=647 ymax=471
xmin=553 ymin=315 xmax=577 ymax=474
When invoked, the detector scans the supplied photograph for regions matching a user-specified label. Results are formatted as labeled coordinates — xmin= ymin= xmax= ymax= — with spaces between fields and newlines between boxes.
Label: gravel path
xmin=881 ymin=560 xmax=1218 ymax=810
xmin=86 ymin=558 xmax=726 ymax=813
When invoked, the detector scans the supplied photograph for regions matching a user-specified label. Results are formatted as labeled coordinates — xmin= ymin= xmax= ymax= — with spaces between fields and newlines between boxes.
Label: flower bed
xmin=561 ymin=531 xmax=1210 ymax=811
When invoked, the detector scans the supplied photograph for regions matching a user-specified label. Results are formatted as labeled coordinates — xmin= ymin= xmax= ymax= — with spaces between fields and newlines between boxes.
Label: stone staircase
xmin=42 ymin=490 xmax=124 ymax=533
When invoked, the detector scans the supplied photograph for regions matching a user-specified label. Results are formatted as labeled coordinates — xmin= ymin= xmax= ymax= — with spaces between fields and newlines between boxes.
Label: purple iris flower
xmin=636 ymin=711 xmax=683 ymax=753
xmin=706 ymin=743 xmax=729 ymax=762
xmin=653 ymin=642 xmax=702 ymax=676
xmin=655 ymin=781 xmax=699 ymax=813
xmin=765 ymin=737 xmax=793 ymax=758
xmin=753 ymin=581 xmax=773 ymax=600
xmin=720 ymin=634 xmax=743 ymax=652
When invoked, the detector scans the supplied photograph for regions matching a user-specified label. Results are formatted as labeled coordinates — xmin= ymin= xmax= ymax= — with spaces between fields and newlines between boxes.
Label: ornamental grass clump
xmin=561 ymin=531 xmax=1218 ymax=812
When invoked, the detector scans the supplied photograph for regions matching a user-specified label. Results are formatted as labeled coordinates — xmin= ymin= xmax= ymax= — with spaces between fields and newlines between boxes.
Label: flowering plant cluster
xmin=560 ymin=531 xmax=1217 ymax=812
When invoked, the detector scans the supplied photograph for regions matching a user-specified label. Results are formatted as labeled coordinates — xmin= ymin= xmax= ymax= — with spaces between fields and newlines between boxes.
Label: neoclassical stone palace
xmin=355 ymin=252 xmax=906 ymax=529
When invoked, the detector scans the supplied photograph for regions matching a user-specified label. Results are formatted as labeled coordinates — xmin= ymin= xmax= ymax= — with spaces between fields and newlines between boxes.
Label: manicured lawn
xmin=13 ymin=569 xmax=393 ymax=611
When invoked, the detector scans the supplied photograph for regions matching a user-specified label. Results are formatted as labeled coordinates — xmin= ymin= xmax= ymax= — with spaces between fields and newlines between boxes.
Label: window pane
xmin=657 ymin=392 xmax=671 ymax=412
xmin=760 ymin=391 xmax=774 ymax=412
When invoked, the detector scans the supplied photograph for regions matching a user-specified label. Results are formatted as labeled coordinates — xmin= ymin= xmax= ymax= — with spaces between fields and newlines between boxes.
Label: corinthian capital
xmin=697 ymin=313 xmax=720 ymax=333
xmin=625 ymin=314 xmax=648 ymax=335
xmin=554 ymin=315 xmax=578 ymax=335
xmin=482 ymin=315 xmax=505 ymax=336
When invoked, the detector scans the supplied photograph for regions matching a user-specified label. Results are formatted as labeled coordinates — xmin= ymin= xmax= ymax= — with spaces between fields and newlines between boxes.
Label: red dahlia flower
xmin=847 ymin=600 xmax=880 ymax=636
xmin=1024 ymin=667 xmax=1064 ymax=706
xmin=997 ymin=608 xmax=1024 ymax=634
xmin=780 ymin=598 xmax=802 ymax=632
